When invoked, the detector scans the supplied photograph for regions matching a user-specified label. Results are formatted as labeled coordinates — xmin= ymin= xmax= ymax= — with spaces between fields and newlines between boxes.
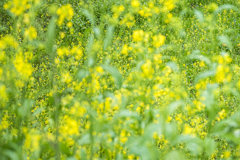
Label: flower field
xmin=0 ymin=0 xmax=240 ymax=159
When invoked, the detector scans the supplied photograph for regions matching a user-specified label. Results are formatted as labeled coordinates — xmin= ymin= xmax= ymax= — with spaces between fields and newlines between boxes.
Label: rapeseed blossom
xmin=57 ymin=4 xmax=74 ymax=26
xmin=1 ymin=0 xmax=240 ymax=159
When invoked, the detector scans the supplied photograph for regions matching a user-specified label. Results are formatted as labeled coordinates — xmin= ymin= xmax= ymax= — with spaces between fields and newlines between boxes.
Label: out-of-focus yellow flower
xmin=120 ymin=129 xmax=128 ymax=143
xmin=153 ymin=34 xmax=165 ymax=48
xmin=57 ymin=4 xmax=74 ymax=26
xmin=0 ymin=35 xmax=18 ymax=49
xmin=24 ymin=130 xmax=41 ymax=152
xmin=14 ymin=53 xmax=33 ymax=79
xmin=67 ymin=21 xmax=73 ymax=28
xmin=215 ymin=65 xmax=225 ymax=83
xmin=183 ymin=124 xmax=195 ymax=136
xmin=207 ymin=3 xmax=218 ymax=12
xmin=121 ymin=44 xmax=129 ymax=55
xmin=61 ymin=72 xmax=72 ymax=83
xmin=141 ymin=59 xmax=154 ymax=78
xmin=218 ymin=109 xmax=226 ymax=120
xmin=96 ymin=66 xmax=104 ymax=74
xmin=24 ymin=26 xmax=37 ymax=40
xmin=131 ymin=0 xmax=140 ymax=8
xmin=0 ymin=85 xmax=7 ymax=102
xmin=224 ymin=151 xmax=231 ymax=158
xmin=23 ymin=13 xmax=30 ymax=24
xmin=132 ymin=30 xmax=144 ymax=42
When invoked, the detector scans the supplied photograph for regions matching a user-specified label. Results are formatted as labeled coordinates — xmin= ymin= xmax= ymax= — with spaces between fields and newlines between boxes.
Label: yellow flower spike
xmin=218 ymin=109 xmax=226 ymax=120
xmin=23 ymin=13 xmax=30 ymax=24
xmin=215 ymin=65 xmax=225 ymax=83
xmin=153 ymin=34 xmax=166 ymax=48
xmin=14 ymin=53 xmax=33 ymax=79
xmin=207 ymin=3 xmax=218 ymax=12
xmin=57 ymin=4 xmax=74 ymax=26
xmin=24 ymin=26 xmax=37 ymax=40
xmin=118 ymin=5 xmax=125 ymax=12
xmin=132 ymin=30 xmax=144 ymax=42
xmin=128 ymin=154 xmax=135 ymax=160
xmin=67 ymin=21 xmax=73 ymax=28
xmin=141 ymin=59 xmax=154 ymax=78
xmin=224 ymin=151 xmax=231 ymax=158
xmin=131 ymin=0 xmax=140 ymax=8
xmin=61 ymin=72 xmax=72 ymax=83
xmin=96 ymin=66 xmax=104 ymax=74
xmin=0 ymin=85 xmax=7 ymax=103
xmin=166 ymin=116 xmax=172 ymax=123
xmin=164 ymin=1 xmax=175 ymax=11
xmin=121 ymin=44 xmax=129 ymax=55
xmin=224 ymin=54 xmax=232 ymax=64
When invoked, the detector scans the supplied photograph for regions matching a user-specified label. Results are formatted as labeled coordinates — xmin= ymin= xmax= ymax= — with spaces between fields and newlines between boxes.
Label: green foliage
xmin=0 ymin=0 xmax=240 ymax=159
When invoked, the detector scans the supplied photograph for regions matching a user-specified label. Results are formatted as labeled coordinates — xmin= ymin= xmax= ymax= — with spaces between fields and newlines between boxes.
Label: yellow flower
xmin=153 ymin=34 xmax=165 ymax=48
xmin=141 ymin=59 xmax=154 ymax=78
xmin=224 ymin=151 xmax=231 ymax=158
xmin=218 ymin=109 xmax=226 ymax=120
xmin=152 ymin=132 xmax=158 ymax=139
xmin=118 ymin=5 xmax=125 ymax=12
xmin=67 ymin=21 xmax=73 ymax=28
xmin=121 ymin=44 xmax=128 ymax=55
xmin=131 ymin=0 xmax=140 ymax=8
xmin=120 ymin=129 xmax=128 ymax=143
xmin=132 ymin=30 xmax=144 ymax=42
xmin=207 ymin=3 xmax=218 ymax=12
xmin=24 ymin=26 xmax=37 ymax=40
xmin=23 ymin=13 xmax=30 ymax=24
xmin=164 ymin=1 xmax=175 ymax=11
xmin=0 ymin=85 xmax=7 ymax=102
xmin=183 ymin=124 xmax=194 ymax=136
xmin=61 ymin=72 xmax=72 ymax=83
xmin=96 ymin=66 xmax=104 ymax=74
xmin=66 ymin=118 xmax=79 ymax=135
xmin=57 ymin=4 xmax=74 ymax=26
xmin=215 ymin=65 xmax=225 ymax=83
xmin=14 ymin=53 xmax=33 ymax=79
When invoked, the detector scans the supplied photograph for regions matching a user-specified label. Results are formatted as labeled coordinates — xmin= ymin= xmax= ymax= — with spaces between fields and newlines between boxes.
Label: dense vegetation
xmin=0 ymin=0 xmax=240 ymax=159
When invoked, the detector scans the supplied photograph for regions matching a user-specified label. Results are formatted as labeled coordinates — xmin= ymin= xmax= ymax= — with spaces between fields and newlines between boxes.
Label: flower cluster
xmin=1 ymin=0 xmax=240 ymax=159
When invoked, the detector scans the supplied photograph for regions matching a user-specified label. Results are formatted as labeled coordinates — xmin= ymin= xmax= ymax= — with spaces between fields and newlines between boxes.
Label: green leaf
xmin=189 ymin=53 xmax=211 ymax=66
xmin=130 ymin=146 xmax=151 ymax=160
xmin=66 ymin=157 xmax=77 ymax=160
xmin=78 ymin=134 xmax=91 ymax=145
xmin=114 ymin=110 xmax=140 ymax=120
xmin=82 ymin=9 xmax=95 ymax=26
xmin=86 ymin=34 xmax=95 ymax=67
xmin=214 ymin=4 xmax=238 ymax=16
xmin=93 ymin=27 xmax=100 ymax=37
xmin=186 ymin=142 xmax=203 ymax=155
xmin=217 ymin=35 xmax=233 ymax=49
xmin=204 ymin=138 xmax=216 ymax=156
xmin=46 ymin=17 xmax=56 ymax=55
xmin=230 ymin=89 xmax=240 ymax=99
xmin=3 ymin=150 xmax=19 ymax=160
xmin=17 ymin=100 xmax=34 ymax=118
xmin=165 ymin=123 xmax=179 ymax=140
xmin=173 ymin=135 xmax=198 ymax=144
xmin=77 ymin=70 xmax=89 ymax=82
xmin=193 ymin=9 xmax=204 ymax=23
xmin=60 ymin=142 xmax=71 ymax=156
xmin=165 ymin=150 xmax=186 ymax=160
xmin=166 ymin=62 xmax=179 ymax=72
xmin=101 ymin=65 xmax=123 ymax=88
xmin=194 ymin=70 xmax=215 ymax=84
xmin=103 ymin=25 xmax=114 ymax=50
xmin=168 ymin=100 xmax=184 ymax=114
